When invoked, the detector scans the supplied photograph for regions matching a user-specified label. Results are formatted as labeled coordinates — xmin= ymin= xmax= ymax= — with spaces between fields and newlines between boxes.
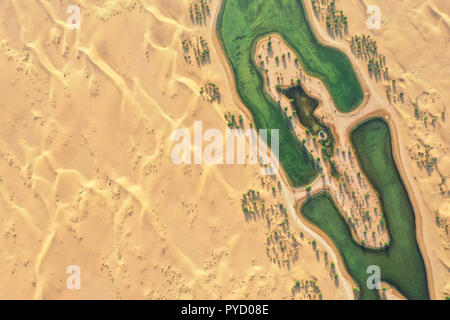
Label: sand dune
xmin=0 ymin=0 xmax=351 ymax=299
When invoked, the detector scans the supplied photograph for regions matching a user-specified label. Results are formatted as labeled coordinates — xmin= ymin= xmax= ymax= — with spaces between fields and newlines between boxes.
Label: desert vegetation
xmin=224 ymin=112 xmax=245 ymax=129
xmin=241 ymin=188 xmax=300 ymax=269
xmin=311 ymin=0 xmax=348 ymax=38
xmin=189 ymin=0 xmax=211 ymax=25
xmin=181 ymin=36 xmax=211 ymax=67
xmin=200 ymin=82 xmax=221 ymax=103
xmin=291 ymin=279 xmax=323 ymax=300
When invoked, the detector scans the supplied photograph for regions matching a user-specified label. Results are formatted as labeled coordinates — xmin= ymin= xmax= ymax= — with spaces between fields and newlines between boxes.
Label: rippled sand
xmin=0 ymin=0 xmax=350 ymax=299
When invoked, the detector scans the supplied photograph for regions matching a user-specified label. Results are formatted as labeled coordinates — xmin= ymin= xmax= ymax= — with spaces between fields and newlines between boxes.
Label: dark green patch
xmin=280 ymin=85 xmax=335 ymax=158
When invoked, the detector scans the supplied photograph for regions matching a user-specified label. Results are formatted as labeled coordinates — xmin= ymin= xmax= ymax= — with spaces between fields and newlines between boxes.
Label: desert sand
xmin=0 ymin=0 xmax=353 ymax=300
xmin=0 ymin=0 xmax=447 ymax=300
